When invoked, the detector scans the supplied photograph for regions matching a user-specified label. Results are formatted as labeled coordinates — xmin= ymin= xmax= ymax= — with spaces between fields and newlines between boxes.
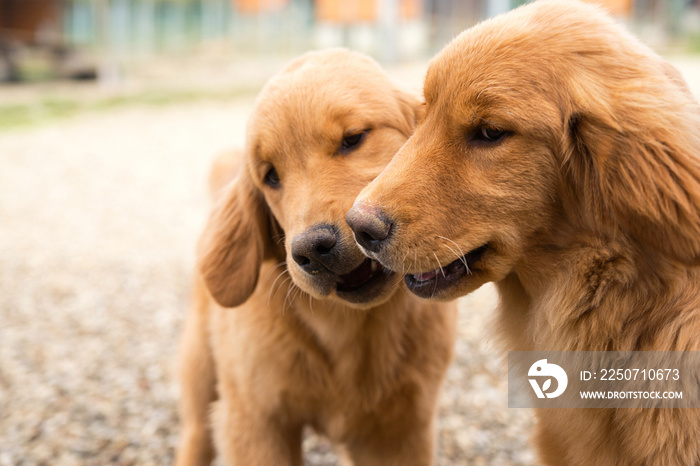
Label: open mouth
xmin=335 ymin=257 xmax=394 ymax=302
xmin=404 ymin=244 xmax=489 ymax=298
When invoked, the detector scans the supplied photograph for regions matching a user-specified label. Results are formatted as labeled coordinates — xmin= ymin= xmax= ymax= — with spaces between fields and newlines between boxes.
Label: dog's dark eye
xmin=473 ymin=126 xmax=507 ymax=143
xmin=264 ymin=166 xmax=280 ymax=188
xmin=340 ymin=131 xmax=367 ymax=153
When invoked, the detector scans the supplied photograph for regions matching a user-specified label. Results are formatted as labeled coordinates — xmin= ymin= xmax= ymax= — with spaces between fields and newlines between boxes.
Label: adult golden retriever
xmin=346 ymin=1 xmax=700 ymax=464
xmin=175 ymin=49 xmax=457 ymax=466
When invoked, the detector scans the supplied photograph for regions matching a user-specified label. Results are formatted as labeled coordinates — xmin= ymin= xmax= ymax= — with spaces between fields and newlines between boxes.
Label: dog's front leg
xmin=346 ymin=420 xmax=436 ymax=466
xmin=212 ymin=399 xmax=303 ymax=466
xmin=175 ymin=279 xmax=217 ymax=466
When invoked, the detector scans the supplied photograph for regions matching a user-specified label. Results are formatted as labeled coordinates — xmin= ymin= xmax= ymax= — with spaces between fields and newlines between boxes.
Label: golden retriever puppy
xmin=346 ymin=1 xmax=700 ymax=465
xmin=175 ymin=49 xmax=457 ymax=466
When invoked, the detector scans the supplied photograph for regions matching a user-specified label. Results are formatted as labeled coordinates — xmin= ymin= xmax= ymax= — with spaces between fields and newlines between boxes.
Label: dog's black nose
xmin=346 ymin=204 xmax=392 ymax=253
xmin=292 ymin=225 xmax=339 ymax=274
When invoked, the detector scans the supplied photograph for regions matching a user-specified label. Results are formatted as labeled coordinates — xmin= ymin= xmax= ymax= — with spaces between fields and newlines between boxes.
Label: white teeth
xmin=370 ymin=261 xmax=378 ymax=273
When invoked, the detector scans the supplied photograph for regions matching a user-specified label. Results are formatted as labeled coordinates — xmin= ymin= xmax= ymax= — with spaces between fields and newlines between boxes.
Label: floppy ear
xmin=197 ymin=168 xmax=272 ymax=308
xmin=563 ymin=67 xmax=700 ymax=264
xmin=393 ymin=88 xmax=426 ymax=138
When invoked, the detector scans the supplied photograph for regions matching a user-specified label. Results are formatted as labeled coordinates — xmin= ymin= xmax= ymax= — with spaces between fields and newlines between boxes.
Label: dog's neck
xmin=290 ymin=288 xmax=411 ymax=363
xmin=279 ymin=285 xmax=435 ymax=410
xmin=504 ymin=222 xmax=699 ymax=351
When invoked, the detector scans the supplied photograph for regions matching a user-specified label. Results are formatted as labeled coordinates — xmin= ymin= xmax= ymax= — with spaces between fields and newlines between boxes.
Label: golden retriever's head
xmin=198 ymin=49 xmax=422 ymax=309
xmin=347 ymin=0 xmax=700 ymax=300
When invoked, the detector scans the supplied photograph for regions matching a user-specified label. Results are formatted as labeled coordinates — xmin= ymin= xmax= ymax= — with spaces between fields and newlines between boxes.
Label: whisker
xmin=294 ymin=287 xmax=303 ymax=309
xmin=401 ymin=249 xmax=410 ymax=274
xmin=289 ymin=286 xmax=303 ymax=313
xmin=270 ymin=271 xmax=292 ymax=306
xmin=267 ymin=260 xmax=287 ymax=274
xmin=268 ymin=265 xmax=290 ymax=306
xmin=437 ymin=235 xmax=471 ymax=274
xmin=391 ymin=276 xmax=404 ymax=291
xmin=282 ymin=277 xmax=296 ymax=315
xmin=283 ymin=283 xmax=297 ymax=314
xmin=436 ymin=235 xmax=465 ymax=257
xmin=441 ymin=242 xmax=469 ymax=271
xmin=433 ymin=252 xmax=446 ymax=278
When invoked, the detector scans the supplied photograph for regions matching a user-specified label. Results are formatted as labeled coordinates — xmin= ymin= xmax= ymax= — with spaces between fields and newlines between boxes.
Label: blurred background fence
xmin=2 ymin=0 xmax=700 ymax=83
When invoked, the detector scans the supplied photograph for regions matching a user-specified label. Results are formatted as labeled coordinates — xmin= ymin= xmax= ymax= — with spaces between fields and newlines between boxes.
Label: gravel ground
xmin=1 ymin=56 xmax=698 ymax=466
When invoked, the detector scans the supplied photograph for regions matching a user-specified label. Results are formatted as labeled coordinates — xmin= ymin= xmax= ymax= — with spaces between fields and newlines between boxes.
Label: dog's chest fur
xmin=210 ymin=261 xmax=456 ymax=444
xmin=502 ymin=234 xmax=700 ymax=352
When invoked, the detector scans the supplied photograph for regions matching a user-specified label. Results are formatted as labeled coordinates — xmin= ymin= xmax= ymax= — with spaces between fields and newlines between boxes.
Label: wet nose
xmin=291 ymin=225 xmax=339 ymax=274
xmin=345 ymin=204 xmax=392 ymax=253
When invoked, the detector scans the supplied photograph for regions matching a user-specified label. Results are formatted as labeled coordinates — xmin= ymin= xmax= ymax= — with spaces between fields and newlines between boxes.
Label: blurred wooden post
xmin=377 ymin=0 xmax=398 ymax=62
xmin=96 ymin=0 xmax=119 ymax=85
xmin=315 ymin=0 xmax=376 ymax=22
xmin=486 ymin=0 xmax=509 ymax=18
xmin=581 ymin=0 xmax=633 ymax=16
xmin=234 ymin=0 xmax=288 ymax=14
xmin=0 ymin=0 xmax=63 ymax=81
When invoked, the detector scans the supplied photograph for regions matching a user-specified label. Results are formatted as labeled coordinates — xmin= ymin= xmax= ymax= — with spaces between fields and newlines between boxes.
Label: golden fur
xmin=175 ymin=49 xmax=457 ymax=466
xmin=347 ymin=2 xmax=700 ymax=464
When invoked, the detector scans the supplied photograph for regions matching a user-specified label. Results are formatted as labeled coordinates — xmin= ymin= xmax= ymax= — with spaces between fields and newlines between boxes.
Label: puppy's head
xmin=347 ymin=0 xmax=700 ymax=300
xmin=198 ymin=49 xmax=422 ymax=309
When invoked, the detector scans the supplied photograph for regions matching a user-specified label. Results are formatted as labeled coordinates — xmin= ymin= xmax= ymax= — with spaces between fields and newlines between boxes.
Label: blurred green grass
xmin=689 ymin=34 xmax=700 ymax=54
xmin=0 ymin=85 xmax=260 ymax=132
